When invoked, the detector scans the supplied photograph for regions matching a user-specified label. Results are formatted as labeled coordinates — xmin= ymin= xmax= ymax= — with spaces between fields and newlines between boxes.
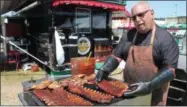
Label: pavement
xmin=1 ymin=70 xmax=45 ymax=105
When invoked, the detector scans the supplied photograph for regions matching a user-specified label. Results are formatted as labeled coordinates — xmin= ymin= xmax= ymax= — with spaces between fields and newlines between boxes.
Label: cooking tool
xmin=83 ymin=83 xmax=99 ymax=90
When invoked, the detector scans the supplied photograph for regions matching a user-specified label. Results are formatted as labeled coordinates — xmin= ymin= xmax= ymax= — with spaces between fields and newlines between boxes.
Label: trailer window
xmin=92 ymin=12 xmax=106 ymax=29
xmin=75 ymin=8 xmax=91 ymax=33
xmin=92 ymin=11 xmax=107 ymax=37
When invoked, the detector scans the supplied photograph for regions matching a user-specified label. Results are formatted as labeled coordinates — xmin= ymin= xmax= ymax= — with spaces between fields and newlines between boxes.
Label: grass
xmin=1 ymin=70 xmax=46 ymax=85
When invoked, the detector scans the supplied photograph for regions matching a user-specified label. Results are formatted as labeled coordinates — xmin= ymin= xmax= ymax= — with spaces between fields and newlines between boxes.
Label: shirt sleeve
xmin=112 ymin=31 xmax=132 ymax=61
xmin=160 ymin=32 xmax=179 ymax=68
xmin=112 ymin=32 xmax=128 ymax=58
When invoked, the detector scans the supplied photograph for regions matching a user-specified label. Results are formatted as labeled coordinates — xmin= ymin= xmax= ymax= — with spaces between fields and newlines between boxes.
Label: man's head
xmin=131 ymin=1 xmax=155 ymax=34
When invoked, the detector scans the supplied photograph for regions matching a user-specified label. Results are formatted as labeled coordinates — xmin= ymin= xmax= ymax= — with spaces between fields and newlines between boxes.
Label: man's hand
xmin=123 ymin=82 xmax=151 ymax=97
xmin=95 ymin=70 xmax=109 ymax=83
xmin=95 ymin=56 xmax=120 ymax=83
xmin=123 ymin=67 xmax=175 ymax=97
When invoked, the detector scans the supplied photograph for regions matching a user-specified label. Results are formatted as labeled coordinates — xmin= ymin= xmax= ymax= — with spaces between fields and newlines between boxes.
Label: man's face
xmin=131 ymin=5 xmax=154 ymax=33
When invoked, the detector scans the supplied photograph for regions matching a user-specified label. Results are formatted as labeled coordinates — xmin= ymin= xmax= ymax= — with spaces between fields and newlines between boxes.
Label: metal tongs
xmin=83 ymin=83 xmax=99 ymax=90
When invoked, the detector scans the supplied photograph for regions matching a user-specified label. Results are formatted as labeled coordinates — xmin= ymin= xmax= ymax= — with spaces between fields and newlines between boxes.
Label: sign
xmin=98 ymin=0 xmax=126 ymax=5
xmin=77 ymin=37 xmax=91 ymax=55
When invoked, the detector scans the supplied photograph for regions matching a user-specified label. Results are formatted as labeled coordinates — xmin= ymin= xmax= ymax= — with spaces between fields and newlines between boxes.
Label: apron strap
xmin=150 ymin=25 xmax=156 ymax=45
xmin=132 ymin=32 xmax=138 ymax=45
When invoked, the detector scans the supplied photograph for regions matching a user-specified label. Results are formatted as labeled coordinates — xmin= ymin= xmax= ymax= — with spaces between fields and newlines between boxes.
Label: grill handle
xmin=17 ymin=93 xmax=29 ymax=106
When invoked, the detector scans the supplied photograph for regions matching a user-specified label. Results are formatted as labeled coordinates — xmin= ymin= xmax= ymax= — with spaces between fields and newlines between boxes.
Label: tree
xmin=0 ymin=16 xmax=5 ymax=25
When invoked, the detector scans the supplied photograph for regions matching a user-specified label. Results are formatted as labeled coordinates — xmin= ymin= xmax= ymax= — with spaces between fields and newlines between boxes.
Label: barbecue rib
xmin=33 ymin=89 xmax=69 ymax=106
xmin=32 ymin=74 xmax=129 ymax=106
xmin=48 ymin=81 xmax=61 ymax=89
xmin=59 ymin=74 xmax=88 ymax=86
xmin=68 ymin=83 xmax=113 ymax=103
xmin=83 ymin=73 xmax=96 ymax=84
xmin=33 ymin=88 xmax=93 ymax=106
xmin=108 ymin=80 xmax=129 ymax=89
xmin=98 ymin=80 xmax=128 ymax=97
xmin=30 ymin=80 xmax=52 ymax=90
xmin=52 ymin=87 xmax=93 ymax=106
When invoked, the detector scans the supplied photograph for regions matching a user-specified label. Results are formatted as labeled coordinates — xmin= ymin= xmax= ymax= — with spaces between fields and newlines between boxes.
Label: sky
xmin=126 ymin=1 xmax=186 ymax=18
xmin=1 ymin=1 xmax=186 ymax=18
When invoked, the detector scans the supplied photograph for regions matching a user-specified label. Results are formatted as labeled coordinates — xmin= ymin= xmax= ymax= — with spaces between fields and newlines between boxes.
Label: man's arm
xmin=112 ymin=30 xmax=132 ymax=60
xmin=96 ymin=31 xmax=131 ymax=82
xmin=123 ymin=67 xmax=175 ymax=97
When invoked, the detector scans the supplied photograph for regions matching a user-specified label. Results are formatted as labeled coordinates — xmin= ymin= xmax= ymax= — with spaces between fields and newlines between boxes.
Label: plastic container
xmin=71 ymin=57 xmax=95 ymax=75
xmin=31 ymin=64 xmax=39 ymax=72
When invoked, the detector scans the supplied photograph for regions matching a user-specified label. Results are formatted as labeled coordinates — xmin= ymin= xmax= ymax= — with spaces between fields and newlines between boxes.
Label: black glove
xmin=123 ymin=67 xmax=175 ymax=97
xmin=96 ymin=56 xmax=119 ymax=83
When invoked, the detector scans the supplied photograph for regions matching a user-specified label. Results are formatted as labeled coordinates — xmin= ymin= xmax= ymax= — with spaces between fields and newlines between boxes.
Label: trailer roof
xmin=1 ymin=0 xmax=25 ymax=14
xmin=1 ymin=0 xmax=130 ymax=16
xmin=53 ymin=0 xmax=131 ymax=16
xmin=53 ymin=0 xmax=123 ymax=10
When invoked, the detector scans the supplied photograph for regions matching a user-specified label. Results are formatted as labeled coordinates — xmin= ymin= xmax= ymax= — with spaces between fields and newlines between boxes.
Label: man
xmin=96 ymin=1 xmax=179 ymax=106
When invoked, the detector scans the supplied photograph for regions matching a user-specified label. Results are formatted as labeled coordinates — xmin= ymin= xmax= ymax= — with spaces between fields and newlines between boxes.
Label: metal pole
xmin=0 ymin=36 xmax=47 ymax=66
xmin=2 ymin=19 xmax=7 ymax=57
xmin=14 ymin=1 xmax=41 ymax=16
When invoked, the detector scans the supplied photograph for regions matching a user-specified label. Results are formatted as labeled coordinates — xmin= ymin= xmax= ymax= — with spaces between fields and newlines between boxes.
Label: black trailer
xmin=1 ymin=0 xmax=130 ymax=69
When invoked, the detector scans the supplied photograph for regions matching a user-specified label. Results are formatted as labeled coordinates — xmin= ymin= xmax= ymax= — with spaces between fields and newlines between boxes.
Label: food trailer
xmin=1 ymin=0 xmax=186 ymax=106
xmin=1 ymin=0 xmax=151 ymax=106
xmin=1 ymin=0 xmax=131 ymax=69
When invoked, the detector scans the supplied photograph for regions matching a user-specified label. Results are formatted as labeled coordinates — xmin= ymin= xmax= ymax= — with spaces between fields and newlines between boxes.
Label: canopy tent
xmin=159 ymin=24 xmax=167 ymax=29
xmin=0 ymin=0 xmax=32 ymax=15
xmin=176 ymin=24 xmax=186 ymax=29
xmin=175 ymin=30 xmax=186 ymax=37
xmin=1 ymin=0 xmax=15 ymax=14
xmin=159 ymin=23 xmax=187 ymax=29
xmin=167 ymin=24 xmax=187 ymax=29
xmin=112 ymin=11 xmax=131 ymax=20
xmin=52 ymin=0 xmax=130 ymax=15
xmin=167 ymin=23 xmax=176 ymax=28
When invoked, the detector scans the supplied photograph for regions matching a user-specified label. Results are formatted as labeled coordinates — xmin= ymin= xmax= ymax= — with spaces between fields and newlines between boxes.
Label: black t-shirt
xmin=113 ymin=25 xmax=179 ymax=69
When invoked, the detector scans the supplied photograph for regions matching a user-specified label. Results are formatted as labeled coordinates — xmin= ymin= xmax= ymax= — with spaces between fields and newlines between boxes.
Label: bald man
xmin=96 ymin=1 xmax=179 ymax=106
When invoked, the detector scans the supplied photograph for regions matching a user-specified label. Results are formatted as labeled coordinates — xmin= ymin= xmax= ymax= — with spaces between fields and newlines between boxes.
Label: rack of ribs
xmin=97 ymin=80 xmax=128 ymax=97
xmin=33 ymin=89 xmax=69 ymax=105
xmin=68 ymin=82 xmax=113 ymax=103
xmin=33 ymin=88 xmax=93 ymax=106
xmin=52 ymin=87 xmax=93 ymax=106
xmin=108 ymin=80 xmax=129 ymax=89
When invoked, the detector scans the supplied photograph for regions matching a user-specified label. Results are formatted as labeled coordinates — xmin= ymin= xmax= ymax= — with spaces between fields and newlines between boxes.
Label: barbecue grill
xmin=18 ymin=77 xmax=152 ymax=106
